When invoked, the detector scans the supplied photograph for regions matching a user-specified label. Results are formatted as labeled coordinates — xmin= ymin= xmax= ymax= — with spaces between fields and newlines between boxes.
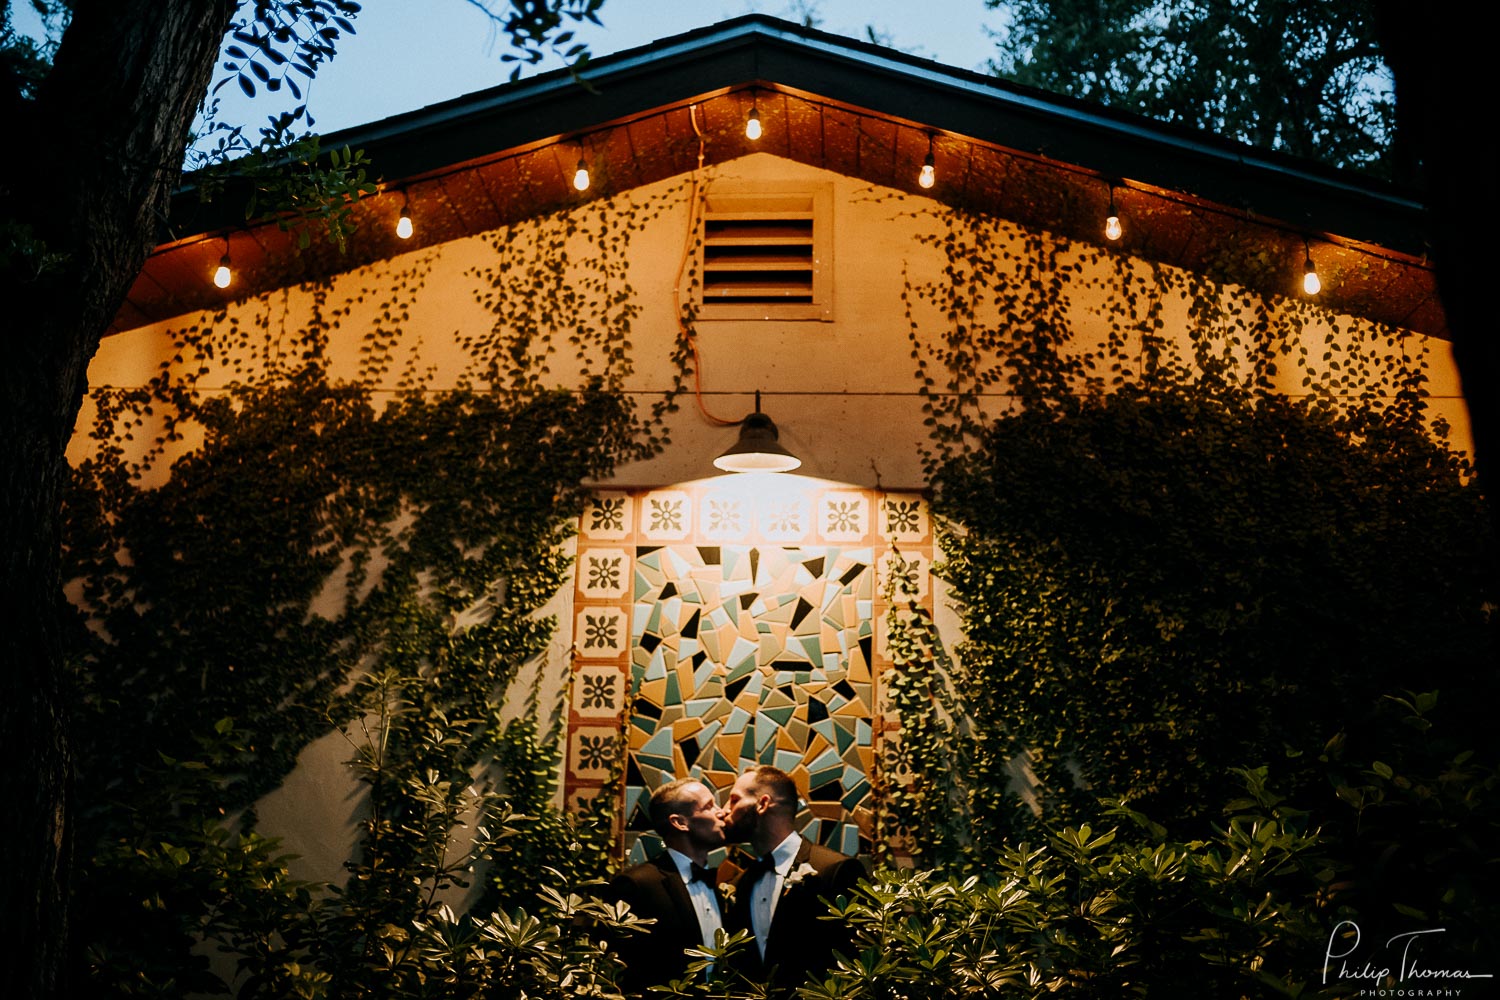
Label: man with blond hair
xmin=604 ymin=777 xmax=727 ymax=993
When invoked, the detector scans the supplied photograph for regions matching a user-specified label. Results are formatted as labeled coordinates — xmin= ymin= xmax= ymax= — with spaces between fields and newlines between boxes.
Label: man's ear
xmin=669 ymin=812 xmax=690 ymax=833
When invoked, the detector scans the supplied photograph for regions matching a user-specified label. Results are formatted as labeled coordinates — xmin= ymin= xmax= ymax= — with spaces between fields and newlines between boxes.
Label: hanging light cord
xmin=675 ymin=102 xmax=739 ymax=426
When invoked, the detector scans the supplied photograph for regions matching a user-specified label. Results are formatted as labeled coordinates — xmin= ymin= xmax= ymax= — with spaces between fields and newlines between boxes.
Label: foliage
xmin=884 ymin=204 xmax=1494 ymax=864
xmin=61 ymin=191 xmax=685 ymax=995
xmin=868 ymin=162 xmax=1495 ymax=992
xmin=829 ymin=769 xmax=1334 ymax=999
xmin=985 ymin=0 xmax=1398 ymax=177
xmin=864 ymin=697 xmax=1498 ymax=998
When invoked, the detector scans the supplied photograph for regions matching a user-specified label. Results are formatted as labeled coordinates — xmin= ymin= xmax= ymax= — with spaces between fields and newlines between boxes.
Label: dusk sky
xmin=199 ymin=1 xmax=1007 ymax=141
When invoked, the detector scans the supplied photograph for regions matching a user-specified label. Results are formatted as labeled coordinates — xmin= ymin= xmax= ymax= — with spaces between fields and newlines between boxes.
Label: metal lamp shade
xmin=713 ymin=411 xmax=801 ymax=473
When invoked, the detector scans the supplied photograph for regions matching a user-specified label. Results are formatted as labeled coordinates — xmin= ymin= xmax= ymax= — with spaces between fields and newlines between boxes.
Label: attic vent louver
xmin=698 ymin=184 xmax=832 ymax=321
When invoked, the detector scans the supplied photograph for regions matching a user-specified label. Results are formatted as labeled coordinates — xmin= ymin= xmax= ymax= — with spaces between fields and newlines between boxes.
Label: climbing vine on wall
xmin=883 ymin=206 xmax=1495 ymax=865
xmin=61 ymin=188 xmax=692 ymax=996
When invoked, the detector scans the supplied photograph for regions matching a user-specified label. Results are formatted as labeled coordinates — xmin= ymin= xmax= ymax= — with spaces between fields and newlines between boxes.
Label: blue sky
xmin=11 ymin=2 xmax=1004 ymax=155
xmin=205 ymin=1 xmax=1006 ymax=139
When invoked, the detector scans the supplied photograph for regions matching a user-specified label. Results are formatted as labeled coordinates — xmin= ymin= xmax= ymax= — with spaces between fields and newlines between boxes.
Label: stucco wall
xmin=71 ymin=151 xmax=1470 ymax=883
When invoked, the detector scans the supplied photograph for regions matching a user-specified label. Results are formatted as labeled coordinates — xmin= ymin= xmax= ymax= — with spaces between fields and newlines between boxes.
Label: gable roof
xmin=115 ymin=14 xmax=1441 ymax=337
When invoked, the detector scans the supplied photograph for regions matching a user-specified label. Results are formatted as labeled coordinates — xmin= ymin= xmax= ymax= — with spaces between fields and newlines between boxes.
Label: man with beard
xmin=604 ymin=777 xmax=727 ymax=994
xmin=719 ymin=765 xmax=867 ymax=991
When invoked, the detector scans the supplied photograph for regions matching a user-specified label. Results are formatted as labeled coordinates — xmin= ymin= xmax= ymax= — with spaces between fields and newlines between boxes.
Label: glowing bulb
xmin=1105 ymin=214 xmax=1123 ymax=241
xmin=396 ymin=209 xmax=413 ymax=240
xmin=1303 ymin=261 xmax=1321 ymax=295
xmin=746 ymin=107 xmax=762 ymax=141
xmin=918 ymin=153 xmax=935 ymax=189
xmin=213 ymin=255 xmax=232 ymax=289
xmin=573 ymin=159 xmax=590 ymax=191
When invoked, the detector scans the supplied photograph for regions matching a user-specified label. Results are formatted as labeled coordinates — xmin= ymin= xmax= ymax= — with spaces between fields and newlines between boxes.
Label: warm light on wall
xmin=918 ymin=134 xmax=935 ymax=189
xmin=396 ymin=192 xmax=414 ymax=239
xmin=746 ymin=105 xmax=762 ymax=141
xmin=212 ymin=238 xmax=232 ymax=288
xmin=1105 ymin=185 xmax=1123 ymax=241
xmin=573 ymin=158 xmax=591 ymax=191
xmin=1302 ymin=240 xmax=1321 ymax=295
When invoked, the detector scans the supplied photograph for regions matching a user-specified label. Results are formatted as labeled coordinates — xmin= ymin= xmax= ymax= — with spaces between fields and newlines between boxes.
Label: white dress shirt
xmin=747 ymin=831 xmax=803 ymax=958
xmin=666 ymin=847 xmax=725 ymax=948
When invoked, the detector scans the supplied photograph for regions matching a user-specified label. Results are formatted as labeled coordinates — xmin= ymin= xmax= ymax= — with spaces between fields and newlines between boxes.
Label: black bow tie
xmin=742 ymin=853 xmax=777 ymax=879
xmin=689 ymin=863 xmax=717 ymax=885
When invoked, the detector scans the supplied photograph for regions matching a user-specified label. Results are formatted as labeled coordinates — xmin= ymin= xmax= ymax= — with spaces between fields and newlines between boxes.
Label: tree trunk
xmin=0 ymin=2 xmax=236 ymax=995
xmin=1374 ymin=7 xmax=1500 ymax=538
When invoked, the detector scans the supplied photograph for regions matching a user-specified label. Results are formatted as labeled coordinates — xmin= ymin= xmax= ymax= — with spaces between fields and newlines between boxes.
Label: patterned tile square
xmin=640 ymin=490 xmax=692 ymax=541
xmin=818 ymin=491 xmax=869 ymax=542
xmin=878 ymin=493 xmax=929 ymax=542
xmin=578 ymin=547 xmax=630 ymax=599
xmin=758 ymin=497 xmax=811 ymax=542
xmin=575 ymin=607 xmax=627 ymax=658
xmin=583 ymin=492 xmax=633 ymax=540
xmin=699 ymin=492 xmax=748 ymax=541
xmin=878 ymin=549 xmax=928 ymax=602
xmin=570 ymin=727 xmax=620 ymax=780
xmin=573 ymin=665 xmax=625 ymax=718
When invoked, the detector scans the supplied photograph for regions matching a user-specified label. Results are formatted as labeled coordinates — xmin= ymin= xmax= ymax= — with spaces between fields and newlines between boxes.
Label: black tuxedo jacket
xmin=603 ymin=852 xmax=721 ymax=994
xmin=726 ymin=839 xmax=867 ymax=991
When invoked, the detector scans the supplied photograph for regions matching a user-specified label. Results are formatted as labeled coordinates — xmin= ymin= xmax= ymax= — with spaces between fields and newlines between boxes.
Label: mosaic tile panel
xmin=623 ymin=544 xmax=875 ymax=861
xmin=566 ymin=483 xmax=935 ymax=864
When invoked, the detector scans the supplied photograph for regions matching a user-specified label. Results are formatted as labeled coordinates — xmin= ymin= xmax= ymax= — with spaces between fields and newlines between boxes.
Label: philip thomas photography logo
xmin=1324 ymin=919 xmax=1492 ymax=997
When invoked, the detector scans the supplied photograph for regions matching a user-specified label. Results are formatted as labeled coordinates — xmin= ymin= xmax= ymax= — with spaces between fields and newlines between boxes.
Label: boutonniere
xmin=718 ymin=881 xmax=737 ymax=908
xmin=782 ymin=862 xmax=818 ymax=893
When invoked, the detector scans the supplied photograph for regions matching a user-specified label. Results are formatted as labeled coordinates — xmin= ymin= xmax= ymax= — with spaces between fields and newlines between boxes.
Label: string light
xmin=1105 ymin=185 xmax=1123 ymax=241
xmin=746 ymin=103 xmax=762 ymax=141
xmin=918 ymin=134 xmax=935 ymax=189
xmin=1302 ymin=239 xmax=1321 ymax=295
xmin=573 ymin=158 xmax=590 ymax=192
xmin=212 ymin=237 xmax=232 ymax=289
xmin=396 ymin=191 xmax=413 ymax=239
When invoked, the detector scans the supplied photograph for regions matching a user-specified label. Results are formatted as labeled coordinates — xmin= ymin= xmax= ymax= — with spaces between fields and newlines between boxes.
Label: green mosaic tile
xmin=685 ymin=697 xmax=719 ymax=718
xmin=835 ymin=724 xmax=855 ymax=755
xmin=842 ymin=775 xmax=870 ymax=811
xmin=726 ymin=653 xmax=757 ymax=683
xmin=761 ymin=705 xmax=795 ymax=727
xmin=621 ymin=538 xmax=882 ymax=864
xmin=809 ymin=767 xmax=841 ymax=790
xmin=754 ymin=715 xmax=778 ymax=751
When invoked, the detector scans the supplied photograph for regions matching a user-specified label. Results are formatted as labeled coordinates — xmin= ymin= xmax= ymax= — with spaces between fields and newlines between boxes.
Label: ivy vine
xmin=61 ymin=186 xmax=694 ymax=996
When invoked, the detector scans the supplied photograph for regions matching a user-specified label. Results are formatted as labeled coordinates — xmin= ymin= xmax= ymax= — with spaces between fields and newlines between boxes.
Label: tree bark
xmin=0 ymin=2 xmax=236 ymax=996
xmin=1374 ymin=6 xmax=1500 ymax=535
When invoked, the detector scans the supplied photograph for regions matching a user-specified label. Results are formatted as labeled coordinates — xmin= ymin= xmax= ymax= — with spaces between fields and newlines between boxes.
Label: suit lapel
xmin=763 ymin=839 xmax=818 ymax=964
xmin=652 ymin=852 xmax=705 ymax=942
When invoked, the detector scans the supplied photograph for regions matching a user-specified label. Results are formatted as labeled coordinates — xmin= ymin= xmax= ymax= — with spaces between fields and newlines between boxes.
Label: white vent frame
xmin=696 ymin=182 xmax=833 ymax=322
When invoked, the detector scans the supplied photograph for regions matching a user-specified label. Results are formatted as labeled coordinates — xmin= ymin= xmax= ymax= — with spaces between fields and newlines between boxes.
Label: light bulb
xmin=918 ymin=152 xmax=935 ymax=189
xmin=396 ymin=209 xmax=413 ymax=240
xmin=1303 ymin=262 xmax=1321 ymax=295
xmin=213 ymin=255 xmax=232 ymax=289
xmin=746 ymin=107 xmax=762 ymax=141
xmin=1105 ymin=214 xmax=1123 ymax=241
xmin=573 ymin=159 xmax=590 ymax=191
